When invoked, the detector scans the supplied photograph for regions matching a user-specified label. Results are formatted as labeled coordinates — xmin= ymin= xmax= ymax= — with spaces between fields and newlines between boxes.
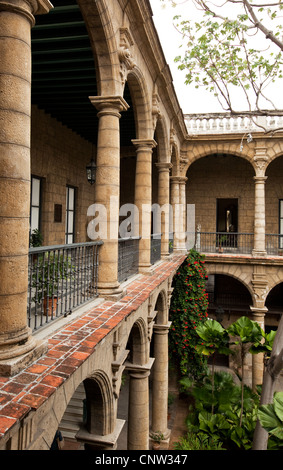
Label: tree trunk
xmin=252 ymin=316 xmax=283 ymax=450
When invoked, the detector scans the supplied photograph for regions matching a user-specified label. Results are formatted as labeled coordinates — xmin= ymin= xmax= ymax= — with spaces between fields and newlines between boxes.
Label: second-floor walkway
xmin=0 ymin=253 xmax=185 ymax=444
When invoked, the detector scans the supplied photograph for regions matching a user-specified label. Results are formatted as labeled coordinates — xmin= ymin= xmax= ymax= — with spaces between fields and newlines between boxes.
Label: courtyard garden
xmin=169 ymin=250 xmax=283 ymax=450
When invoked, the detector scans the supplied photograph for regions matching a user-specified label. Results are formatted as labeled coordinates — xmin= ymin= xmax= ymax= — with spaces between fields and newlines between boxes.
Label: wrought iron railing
xmin=169 ymin=232 xmax=174 ymax=254
xmin=193 ymin=231 xmax=254 ymax=254
xmin=207 ymin=292 xmax=251 ymax=310
xmin=118 ymin=236 xmax=140 ymax=283
xmin=266 ymin=234 xmax=283 ymax=255
xmin=27 ymin=241 xmax=103 ymax=332
xmin=151 ymin=233 xmax=162 ymax=264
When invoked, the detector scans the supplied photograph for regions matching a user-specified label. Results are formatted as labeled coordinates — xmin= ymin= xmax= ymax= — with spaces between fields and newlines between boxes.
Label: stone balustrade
xmin=185 ymin=113 xmax=283 ymax=135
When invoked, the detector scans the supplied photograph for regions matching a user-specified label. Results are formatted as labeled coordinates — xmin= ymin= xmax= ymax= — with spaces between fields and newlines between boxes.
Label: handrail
xmin=27 ymin=241 xmax=103 ymax=332
xmin=29 ymin=240 xmax=104 ymax=253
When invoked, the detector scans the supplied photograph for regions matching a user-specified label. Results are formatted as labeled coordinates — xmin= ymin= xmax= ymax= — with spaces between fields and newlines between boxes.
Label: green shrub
xmin=173 ymin=431 xmax=225 ymax=450
xmin=169 ymin=249 xmax=209 ymax=379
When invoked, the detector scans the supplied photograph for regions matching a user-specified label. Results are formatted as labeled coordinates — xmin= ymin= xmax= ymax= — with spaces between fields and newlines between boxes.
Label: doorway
xmin=217 ymin=199 xmax=238 ymax=248
xmin=217 ymin=199 xmax=238 ymax=233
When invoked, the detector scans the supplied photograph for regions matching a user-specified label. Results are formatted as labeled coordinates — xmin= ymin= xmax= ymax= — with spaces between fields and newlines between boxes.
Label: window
xmin=65 ymin=186 xmax=75 ymax=244
xmin=30 ymin=176 xmax=41 ymax=233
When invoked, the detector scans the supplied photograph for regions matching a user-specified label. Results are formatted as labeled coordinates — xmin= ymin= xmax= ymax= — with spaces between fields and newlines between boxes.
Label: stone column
xmin=253 ymin=176 xmax=268 ymax=256
xmin=151 ymin=323 xmax=171 ymax=445
xmin=170 ymin=176 xmax=183 ymax=252
xmin=179 ymin=176 xmax=188 ymax=252
xmin=0 ymin=0 xmax=52 ymax=375
xmin=126 ymin=359 xmax=154 ymax=450
xmin=76 ymin=419 xmax=125 ymax=451
xmin=155 ymin=163 xmax=172 ymax=258
xmin=89 ymin=96 xmax=129 ymax=299
xmin=132 ymin=139 xmax=157 ymax=273
xmin=250 ymin=306 xmax=267 ymax=390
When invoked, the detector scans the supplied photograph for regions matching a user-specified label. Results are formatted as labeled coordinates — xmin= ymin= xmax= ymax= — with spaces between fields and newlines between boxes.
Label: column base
xmin=98 ymin=283 xmax=127 ymax=301
xmin=252 ymin=250 xmax=267 ymax=257
xmin=138 ymin=264 xmax=155 ymax=275
xmin=76 ymin=419 xmax=125 ymax=450
xmin=150 ymin=429 xmax=171 ymax=450
xmin=173 ymin=245 xmax=188 ymax=254
xmin=0 ymin=337 xmax=48 ymax=377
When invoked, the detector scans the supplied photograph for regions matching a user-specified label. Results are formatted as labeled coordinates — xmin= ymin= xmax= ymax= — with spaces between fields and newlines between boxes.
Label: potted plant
xmin=32 ymin=252 xmax=74 ymax=316
xmin=150 ymin=431 xmax=164 ymax=450
xmin=218 ymin=234 xmax=227 ymax=253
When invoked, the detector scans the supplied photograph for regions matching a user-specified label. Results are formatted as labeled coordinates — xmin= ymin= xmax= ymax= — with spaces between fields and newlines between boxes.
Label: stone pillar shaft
xmin=253 ymin=176 xmax=267 ymax=256
xmin=179 ymin=177 xmax=188 ymax=252
xmin=250 ymin=307 xmax=267 ymax=390
xmin=170 ymin=176 xmax=187 ymax=252
xmin=133 ymin=139 xmax=156 ymax=273
xmin=90 ymin=96 xmax=128 ymax=299
xmin=0 ymin=0 xmax=52 ymax=368
xmin=156 ymin=163 xmax=172 ymax=258
xmin=151 ymin=324 xmax=170 ymax=439
xmin=128 ymin=369 xmax=150 ymax=450
xmin=170 ymin=177 xmax=179 ymax=251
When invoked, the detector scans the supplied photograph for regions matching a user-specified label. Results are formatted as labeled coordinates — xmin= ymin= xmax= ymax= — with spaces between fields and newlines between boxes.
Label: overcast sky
xmin=150 ymin=0 xmax=283 ymax=115
xmin=150 ymin=0 xmax=224 ymax=114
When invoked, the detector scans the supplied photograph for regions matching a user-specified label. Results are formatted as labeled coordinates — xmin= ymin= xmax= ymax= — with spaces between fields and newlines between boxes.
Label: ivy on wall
xmin=169 ymin=249 xmax=209 ymax=378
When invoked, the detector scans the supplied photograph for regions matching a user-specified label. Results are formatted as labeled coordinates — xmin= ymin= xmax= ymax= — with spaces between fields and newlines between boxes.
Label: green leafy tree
xmin=160 ymin=0 xmax=283 ymax=129
xmin=257 ymin=391 xmax=283 ymax=446
xmin=253 ymin=315 xmax=283 ymax=449
xmin=196 ymin=319 xmax=231 ymax=413
xmin=180 ymin=370 xmax=260 ymax=449
xmin=227 ymin=316 xmax=266 ymax=426
xmin=169 ymin=249 xmax=209 ymax=378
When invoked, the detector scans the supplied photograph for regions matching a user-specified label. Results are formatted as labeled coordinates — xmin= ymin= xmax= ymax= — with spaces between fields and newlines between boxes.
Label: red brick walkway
xmin=0 ymin=255 xmax=185 ymax=443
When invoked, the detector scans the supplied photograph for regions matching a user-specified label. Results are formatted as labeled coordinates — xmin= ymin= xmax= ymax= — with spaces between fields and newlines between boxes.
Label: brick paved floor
xmin=0 ymin=254 xmax=186 ymax=446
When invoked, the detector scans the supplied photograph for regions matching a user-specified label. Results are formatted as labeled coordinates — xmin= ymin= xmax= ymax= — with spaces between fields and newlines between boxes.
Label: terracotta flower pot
xmin=43 ymin=296 xmax=58 ymax=316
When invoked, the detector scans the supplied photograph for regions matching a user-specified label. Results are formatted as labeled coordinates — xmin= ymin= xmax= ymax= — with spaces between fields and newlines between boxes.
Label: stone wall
xmin=31 ymin=106 xmax=95 ymax=246
xmin=186 ymin=153 xmax=283 ymax=235
xmin=186 ymin=154 xmax=255 ymax=233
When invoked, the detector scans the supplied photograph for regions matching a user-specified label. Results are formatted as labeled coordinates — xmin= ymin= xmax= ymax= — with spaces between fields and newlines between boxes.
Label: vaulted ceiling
xmin=31 ymin=0 xmax=135 ymax=146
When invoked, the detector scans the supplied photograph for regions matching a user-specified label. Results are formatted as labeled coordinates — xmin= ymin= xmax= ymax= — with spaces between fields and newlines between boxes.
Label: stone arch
xmin=205 ymin=264 xmax=254 ymax=301
xmin=126 ymin=68 xmax=153 ymax=141
xmin=265 ymin=281 xmax=283 ymax=331
xmin=78 ymin=0 xmax=121 ymax=96
xmin=183 ymin=142 xmax=255 ymax=176
xmin=265 ymin=156 xmax=283 ymax=234
xmin=126 ymin=317 xmax=149 ymax=366
xmin=83 ymin=369 xmax=115 ymax=436
xmin=265 ymin=141 xmax=283 ymax=169
xmin=265 ymin=278 xmax=283 ymax=302
xmin=154 ymin=116 xmax=170 ymax=163
xmin=153 ymin=289 xmax=168 ymax=324
xmin=266 ymin=152 xmax=283 ymax=172
xmin=170 ymin=131 xmax=180 ymax=176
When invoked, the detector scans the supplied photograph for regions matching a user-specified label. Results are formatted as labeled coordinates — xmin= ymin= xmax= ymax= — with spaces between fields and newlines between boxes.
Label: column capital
xmin=89 ymin=95 xmax=129 ymax=115
xmin=178 ymin=176 xmax=188 ymax=185
xmin=155 ymin=162 xmax=172 ymax=172
xmin=0 ymin=0 xmax=53 ymax=24
xmin=125 ymin=357 xmax=155 ymax=377
xmin=131 ymin=138 xmax=157 ymax=150
xmin=170 ymin=176 xmax=181 ymax=184
xmin=253 ymin=176 xmax=268 ymax=183
xmin=153 ymin=322 xmax=171 ymax=334
xmin=250 ymin=306 xmax=268 ymax=315
xmin=29 ymin=0 xmax=53 ymax=14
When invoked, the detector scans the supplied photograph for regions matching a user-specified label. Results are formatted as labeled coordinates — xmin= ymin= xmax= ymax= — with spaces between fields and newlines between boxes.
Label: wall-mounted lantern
xmin=86 ymin=146 xmax=96 ymax=185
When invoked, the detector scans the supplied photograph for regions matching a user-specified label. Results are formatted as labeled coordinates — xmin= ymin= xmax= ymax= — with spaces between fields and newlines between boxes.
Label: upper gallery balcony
xmin=185 ymin=113 xmax=283 ymax=136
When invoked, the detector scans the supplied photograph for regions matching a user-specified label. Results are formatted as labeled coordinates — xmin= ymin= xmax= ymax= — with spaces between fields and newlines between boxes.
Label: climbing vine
xmin=169 ymin=249 xmax=209 ymax=379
